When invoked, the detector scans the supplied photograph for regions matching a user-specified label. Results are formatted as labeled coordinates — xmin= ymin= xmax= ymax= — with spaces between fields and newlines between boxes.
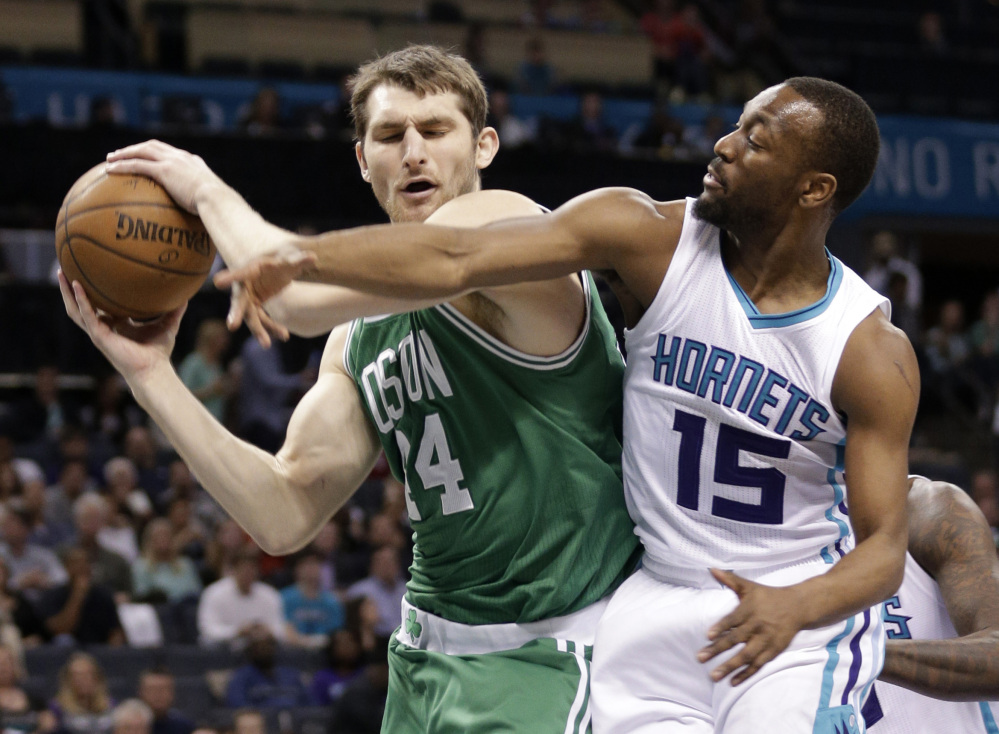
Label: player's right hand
xmin=106 ymin=139 xmax=219 ymax=215
xmin=58 ymin=269 xmax=184 ymax=380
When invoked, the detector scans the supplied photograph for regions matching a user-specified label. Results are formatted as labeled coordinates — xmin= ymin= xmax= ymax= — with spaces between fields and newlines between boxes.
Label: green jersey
xmin=345 ymin=274 xmax=640 ymax=625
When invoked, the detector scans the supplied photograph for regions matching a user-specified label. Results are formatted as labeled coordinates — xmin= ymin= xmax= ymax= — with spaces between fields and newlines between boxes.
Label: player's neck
xmin=721 ymin=228 xmax=831 ymax=315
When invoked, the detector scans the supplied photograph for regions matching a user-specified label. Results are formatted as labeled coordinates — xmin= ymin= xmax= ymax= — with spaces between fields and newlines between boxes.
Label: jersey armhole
xmin=342 ymin=319 xmax=360 ymax=379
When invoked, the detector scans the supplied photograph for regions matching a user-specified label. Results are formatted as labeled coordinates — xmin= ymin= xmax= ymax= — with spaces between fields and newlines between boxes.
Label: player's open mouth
xmin=403 ymin=180 xmax=436 ymax=194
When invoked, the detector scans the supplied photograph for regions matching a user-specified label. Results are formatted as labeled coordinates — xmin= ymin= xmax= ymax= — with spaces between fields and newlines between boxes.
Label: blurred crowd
xmin=0 ymin=321 xmax=413 ymax=732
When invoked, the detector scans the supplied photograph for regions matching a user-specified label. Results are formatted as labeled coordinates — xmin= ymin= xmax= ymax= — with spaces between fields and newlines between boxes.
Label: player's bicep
xmin=835 ymin=313 xmax=920 ymax=541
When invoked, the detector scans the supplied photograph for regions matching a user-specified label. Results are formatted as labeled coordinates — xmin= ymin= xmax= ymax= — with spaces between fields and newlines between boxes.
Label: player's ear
xmin=799 ymin=172 xmax=837 ymax=210
xmin=355 ymin=142 xmax=371 ymax=183
xmin=475 ymin=127 xmax=500 ymax=170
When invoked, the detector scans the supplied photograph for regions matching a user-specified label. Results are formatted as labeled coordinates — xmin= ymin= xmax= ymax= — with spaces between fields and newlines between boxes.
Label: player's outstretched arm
xmin=879 ymin=478 xmax=999 ymax=700
xmin=699 ymin=311 xmax=919 ymax=685
xmin=217 ymin=187 xmax=671 ymax=308
xmin=59 ymin=271 xmax=380 ymax=554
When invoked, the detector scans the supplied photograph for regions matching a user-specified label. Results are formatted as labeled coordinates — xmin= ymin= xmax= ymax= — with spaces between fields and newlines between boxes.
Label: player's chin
xmin=393 ymin=198 xmax=440 ymax=223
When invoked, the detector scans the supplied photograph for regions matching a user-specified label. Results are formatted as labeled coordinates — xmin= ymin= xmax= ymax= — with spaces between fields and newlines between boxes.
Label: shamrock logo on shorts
xmin=405 ymin=609 xmax=422 ymax=642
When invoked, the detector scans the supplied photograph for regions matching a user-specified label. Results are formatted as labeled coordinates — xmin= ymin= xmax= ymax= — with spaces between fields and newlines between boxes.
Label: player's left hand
xmin=698 ymin=568 xmax=807 ymax=686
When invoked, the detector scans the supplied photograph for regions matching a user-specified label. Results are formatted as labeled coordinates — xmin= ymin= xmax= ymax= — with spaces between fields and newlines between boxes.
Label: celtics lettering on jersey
xmin=356 ymin=327 xmax=472 ymax=520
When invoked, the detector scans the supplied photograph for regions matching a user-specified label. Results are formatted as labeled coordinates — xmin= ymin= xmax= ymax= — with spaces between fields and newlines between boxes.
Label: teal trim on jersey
xmin=819 ymin=616 xmax=856 ymax=710
xmin=821 ymin=440 xmax=850 ymax=565
xmin=725 ymin=250 xmax=844 ymax=329
xmin=979 ymin=702 xmax=999 ymax=734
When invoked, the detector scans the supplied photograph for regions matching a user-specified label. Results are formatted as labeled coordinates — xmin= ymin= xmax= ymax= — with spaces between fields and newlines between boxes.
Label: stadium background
xmin=0 ymin=1 xmax=998 ymax=732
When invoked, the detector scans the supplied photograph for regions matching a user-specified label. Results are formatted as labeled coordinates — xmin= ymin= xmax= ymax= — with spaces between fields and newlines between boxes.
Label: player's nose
xmin=401 ymin=128 xmax=428 ymax=168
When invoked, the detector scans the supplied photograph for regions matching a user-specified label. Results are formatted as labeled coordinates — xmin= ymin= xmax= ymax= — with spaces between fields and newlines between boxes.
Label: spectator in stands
xmin=307 ymin=521 xmax=341 ymax=593
xmin=112 ymin=698 xmax=155 ymax=734
xmin=0 ymin=641 xmax=57 ymax=732
xmin=101 ymin=460 xmax=148 ymax=561
xmin=863 ymin=230 xmax=923 ymax=316
xmin=676 ymin=110 xmax=726 ymax=160
xmin=46 ymin=458 xmax=98 ymax=532
xmin=485 ymin=86 xmax=537 ymax=150
xmin=344 ymin=597 xmax=381 ymax=660
xmin=200 ymin=519 xmax=251 ymax=585
xmin=560 ymin=90 xmax=618 ymax=153
xmin=49 ymin=652 xmax=115 ymax=734
xmin=137 ymin=668 xmax=195 ymax=734
xmin=66 ymin=492 xmax=133 ymax=601
xmin=21 ymin=479 xmax=72 ymax=549
xmin=346 ymin=547 xmax=406 ymax=639
xmin=281 ymin=549 xmax=344 ymax=649
xmin=164 ymin=498 xmax=209 ymax=563
xmin=0 ymin=501 xmax=67 ymax=602
xmin=329 ymin=640 xmax=389 ymax=734
xmin=623 ymin=100 xmax=686 ymax=158
xmin=197 ymin=548 xmax=284 ymax=646
xmin=78 ymin=373 xmax=143 ymax=458
xmin=156 ymin=460 xmax=225 ymax=531
xmin=238 ymin=87 xmax=285 ymax=137
xmin=515 ymin=36 xmax=556 ymax=96
xmin=122 ymin=426 xmax=170 ymax=503
xmin=11 ymin=365 xmax=76 ymax=449
xmin=38 ymin=546 xmax=125 ymax=646
xmin=132 ymin=518 xmax=202 ymax=604
xmin=885 ymin=270 xmax=921 ymax=344
xmin=310 ymin=629 xmax=363 ymax=706
xmin=235 ymin=337 xmax=313 ymax=455
xmin=0 ymin=555 xmax=46 ymax=649
xmin=230 ymin=709 xmax=265 ymax=734
xmin=178 ymin=320 xmax=232 ymax=424
xmin=640 ymin=0 xmax=712 ymax=100
xmin=924 ymin=299 xmax=984 ymax=416
xmin=224 ymin=628 xmax=309 ymax=709
xmin=969 ymin=289 xmax=999 ymax=394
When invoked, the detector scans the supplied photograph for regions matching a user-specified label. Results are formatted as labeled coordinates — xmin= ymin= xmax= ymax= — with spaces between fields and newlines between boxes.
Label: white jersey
xmin=865 ymin=552 xmax=999 ymax=733
xmin=622 ymin=197 xmax=888 ymax=585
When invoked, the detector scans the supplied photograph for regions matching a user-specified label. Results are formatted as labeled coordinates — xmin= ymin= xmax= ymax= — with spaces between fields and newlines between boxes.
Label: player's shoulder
xmin=907 ymin=476 xmax=981 ymax=529
xmin=841 ymin=308 xmax=920 ymax=384
xmin=426 ymin=189 xmax=543 ymax=227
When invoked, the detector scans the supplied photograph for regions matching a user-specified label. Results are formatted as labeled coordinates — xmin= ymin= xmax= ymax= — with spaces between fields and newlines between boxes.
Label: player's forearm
xmin=127 ymin=361 xmax=338 ymax=554
xmin=194 ymin=180 xmax=301 ymax=268
xmin=794 ymin=531 xmax=906 ymax=630
xmin=881 ymin=632 xmax=999 ymax=700
xmin=296 ymin=217 xmax=586 ymax=298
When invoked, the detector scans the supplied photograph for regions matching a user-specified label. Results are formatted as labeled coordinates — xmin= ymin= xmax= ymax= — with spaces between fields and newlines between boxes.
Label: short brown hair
xmin=349 ymin=44 xmax=488 ymax=143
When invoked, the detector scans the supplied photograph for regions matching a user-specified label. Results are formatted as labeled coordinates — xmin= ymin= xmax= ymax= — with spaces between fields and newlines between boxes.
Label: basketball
xmin=55 ymin=163 xmax=216 ymax=320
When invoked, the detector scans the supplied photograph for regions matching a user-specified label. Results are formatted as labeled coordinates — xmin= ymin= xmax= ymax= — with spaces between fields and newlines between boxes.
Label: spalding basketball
xmin=55 ymin=163 xmax=216 ymax=320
